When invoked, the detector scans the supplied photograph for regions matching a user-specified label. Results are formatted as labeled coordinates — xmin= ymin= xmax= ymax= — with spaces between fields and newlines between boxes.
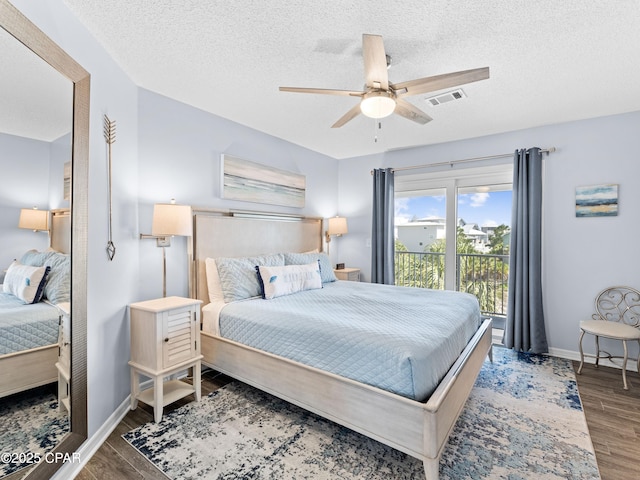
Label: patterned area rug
xmin=0 ymin=385 xmax=69 ymax=477
xmin=123 ymin=347 xmax=600 ymax=479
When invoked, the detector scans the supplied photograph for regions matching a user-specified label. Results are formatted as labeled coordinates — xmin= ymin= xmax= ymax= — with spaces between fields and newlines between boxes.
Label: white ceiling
xmin=0 ymin=26 xmax=72 ymax=141
xmin=60 ymin=0 xmax=640 ymax=159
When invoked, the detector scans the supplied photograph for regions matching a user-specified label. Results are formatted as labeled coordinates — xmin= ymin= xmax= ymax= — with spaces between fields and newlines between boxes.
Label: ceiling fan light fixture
xmin=360 ymin=91 xmax=396 ymax=119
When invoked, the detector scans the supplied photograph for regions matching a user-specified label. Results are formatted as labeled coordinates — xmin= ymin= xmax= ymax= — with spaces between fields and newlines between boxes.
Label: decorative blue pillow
xmin=20 ymin=249 xmax=55 ymax=267
xmin=43 ymin=252 xmax=70 ymax=304
xmin=216 ymin=253 xmax=285 ymax=303
xmin=283 ymin=252 xmax=336 ymax=283
xmin=256 ymin=262 xmax=322 ymax=300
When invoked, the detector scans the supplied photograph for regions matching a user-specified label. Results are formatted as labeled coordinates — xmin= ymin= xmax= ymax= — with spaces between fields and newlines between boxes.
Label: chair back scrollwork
xmin=593 ymin=286 xmax=640 ymax=328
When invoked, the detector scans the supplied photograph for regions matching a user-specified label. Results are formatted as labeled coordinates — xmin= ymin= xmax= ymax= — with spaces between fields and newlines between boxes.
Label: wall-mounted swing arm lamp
xmin=140 ymin=200 xmax=193 ymax=297
xmin=325 ymin=216 xmax=348 ymax=255
xmin=19 ymin=207 xmax=50 ymax=232
xmin=19 ymin=207 xmax=51 ymax=248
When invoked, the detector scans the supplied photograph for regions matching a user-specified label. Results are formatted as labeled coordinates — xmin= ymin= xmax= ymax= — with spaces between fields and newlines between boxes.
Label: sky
xmin=395 ymin=190 xmax=513 ymax=227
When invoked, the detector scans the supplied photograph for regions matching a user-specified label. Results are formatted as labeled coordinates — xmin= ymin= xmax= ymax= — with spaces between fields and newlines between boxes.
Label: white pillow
xmin=257 ymin=262 xmax=322 ymax=300
xmin=205 ymin=257 xmax=224 ymax=303
xmin=3 ymin=261 xmax=50 ymax=304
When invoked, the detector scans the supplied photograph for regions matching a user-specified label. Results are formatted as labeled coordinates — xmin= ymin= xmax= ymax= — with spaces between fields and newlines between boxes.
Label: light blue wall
xmin=48 ymin=132 xmax=71 ymax=211
xmin=0 ymin=132 xmax=52 ymax=268
xmin=12 ymin=0 xmax=340 ymax=443
xmin=13 ymin=0 xmax=141 ymax=437
xmin=338 ymin=110 xmax=640 ymax=358
xmin=137 ymin=88 xmax=340 ymax=300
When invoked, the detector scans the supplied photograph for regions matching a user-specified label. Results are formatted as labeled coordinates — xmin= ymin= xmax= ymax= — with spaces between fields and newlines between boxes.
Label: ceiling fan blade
xmin=394 ymin=99 xmax=433 ymax=125
xmin=331 ymin=103 xmax=362 ymax=128
xmin=394 ymin=67 xmax=490 ymax=97
xmin=279 ymin=86 xmax=363 ymax=97
xmin=362 ymin=34 xmax=389 ymax=90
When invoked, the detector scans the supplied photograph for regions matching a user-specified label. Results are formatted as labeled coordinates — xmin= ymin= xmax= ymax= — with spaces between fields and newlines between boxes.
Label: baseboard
xmin=492 ymin=333 xmax=638 ymax=373
xmin=50 ymin=379 xmax=154 ymax=480
xmin=548 ymin=346 xmax=638 ymax=373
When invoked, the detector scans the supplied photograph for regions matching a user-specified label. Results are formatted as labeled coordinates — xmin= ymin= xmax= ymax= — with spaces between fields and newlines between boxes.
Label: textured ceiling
xmin=56 ymin=1 xmax=640 ymax=158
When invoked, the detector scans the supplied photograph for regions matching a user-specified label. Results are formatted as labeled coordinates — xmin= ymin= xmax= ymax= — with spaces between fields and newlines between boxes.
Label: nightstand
xmin=334 ymin=267 xmax=360 ymax=281
xmin=129 ymin=296 xmax=203 ymax=422
xmin=57 ymin=304 xmax=70 ymax=415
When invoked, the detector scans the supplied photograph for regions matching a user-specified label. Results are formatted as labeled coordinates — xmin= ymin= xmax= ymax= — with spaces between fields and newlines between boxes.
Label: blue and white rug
xmin=0 ymin=385 xmax=69 ymax=477
xmin=123 ymin=348 xmax=600 ymax=479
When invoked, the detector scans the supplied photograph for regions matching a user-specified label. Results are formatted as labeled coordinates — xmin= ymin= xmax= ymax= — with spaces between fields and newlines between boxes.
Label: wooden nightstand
xmin=334 ymin=267 xmax=360 ymax=281
xmin=57 ymin=304 xmax=70 ymax=415
xmin=129 ymin=296 xmax=203 ymax=422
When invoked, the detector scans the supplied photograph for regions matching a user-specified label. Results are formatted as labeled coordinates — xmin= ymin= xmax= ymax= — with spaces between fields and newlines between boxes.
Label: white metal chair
xmin=577 ymin=286 xmax=640 ymax=389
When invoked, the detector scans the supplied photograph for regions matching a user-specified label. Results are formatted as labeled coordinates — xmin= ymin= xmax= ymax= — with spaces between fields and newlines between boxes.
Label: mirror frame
xmin=0 ymin=1 xmax=89 ymax=478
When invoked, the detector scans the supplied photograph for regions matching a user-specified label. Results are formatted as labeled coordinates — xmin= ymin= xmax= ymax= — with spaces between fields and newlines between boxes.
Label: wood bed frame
xmin=194 ymin=210 xmax=492 ymax=480
xmin=0 ymin=208 xmax=70 ymax=399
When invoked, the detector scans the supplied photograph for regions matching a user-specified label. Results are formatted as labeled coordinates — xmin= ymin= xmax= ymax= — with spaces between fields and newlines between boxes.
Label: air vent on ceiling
xmin=425 ymin=88 xmax=466 ymax=106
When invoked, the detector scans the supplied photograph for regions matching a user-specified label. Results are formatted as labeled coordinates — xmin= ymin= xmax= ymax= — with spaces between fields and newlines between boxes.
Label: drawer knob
xmin=164 ymin=338 xmax=169 ymax=343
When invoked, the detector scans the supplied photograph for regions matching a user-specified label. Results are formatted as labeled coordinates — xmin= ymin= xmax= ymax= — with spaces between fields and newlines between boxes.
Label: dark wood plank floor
xmin=571 ymin=360 xmax=640 ymax=480
xmin=9 ymin=359 xmax=639 ymax=480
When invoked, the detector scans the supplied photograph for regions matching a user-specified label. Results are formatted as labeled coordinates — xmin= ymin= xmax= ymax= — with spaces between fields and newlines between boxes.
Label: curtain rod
xmin=370 ymin=147 xmax=556 ymax=174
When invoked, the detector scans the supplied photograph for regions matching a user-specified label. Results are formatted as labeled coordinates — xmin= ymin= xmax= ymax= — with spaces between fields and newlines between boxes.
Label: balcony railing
xmin=395 ymin=250 xmax=509 ymax=318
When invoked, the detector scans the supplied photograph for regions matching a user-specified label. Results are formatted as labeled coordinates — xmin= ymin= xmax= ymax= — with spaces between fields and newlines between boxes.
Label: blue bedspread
xmin=0 ymin=292 xmax=60 ymax=355
xmin=219 ymin=281 xmax=481 ymax=401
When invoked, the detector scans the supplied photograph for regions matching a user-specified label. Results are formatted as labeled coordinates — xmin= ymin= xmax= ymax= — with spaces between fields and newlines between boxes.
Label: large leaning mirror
xmin=0 ymin=1 xmax=88 ymax=479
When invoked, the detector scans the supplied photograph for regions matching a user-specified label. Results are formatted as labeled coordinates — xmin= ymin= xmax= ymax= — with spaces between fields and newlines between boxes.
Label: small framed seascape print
xmin=575 ymin=184 xmax=618 ymax=217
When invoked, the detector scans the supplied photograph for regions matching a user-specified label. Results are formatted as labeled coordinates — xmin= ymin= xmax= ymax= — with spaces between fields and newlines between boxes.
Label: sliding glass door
xmin=394 ymin=165 xmax=512 ymax=323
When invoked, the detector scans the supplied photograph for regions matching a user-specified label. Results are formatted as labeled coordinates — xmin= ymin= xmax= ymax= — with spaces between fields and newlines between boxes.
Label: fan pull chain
xmin=374 ymin=120 xmax=382 ymax=143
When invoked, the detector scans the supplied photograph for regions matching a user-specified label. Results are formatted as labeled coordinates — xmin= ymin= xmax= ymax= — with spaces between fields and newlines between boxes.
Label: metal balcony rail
xmin=394 ymin=251 xmax=509 ymax=317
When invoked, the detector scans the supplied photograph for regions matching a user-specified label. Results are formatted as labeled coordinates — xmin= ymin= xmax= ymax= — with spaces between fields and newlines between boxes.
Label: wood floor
xmin=8 ymin=360 xmax=639 ymax=480
xmin=571 ymin=360 xmax=640 ymax=480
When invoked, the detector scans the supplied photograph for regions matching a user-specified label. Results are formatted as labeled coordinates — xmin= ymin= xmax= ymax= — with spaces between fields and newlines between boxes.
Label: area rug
xmin=0 ymin=385 xmax=69 ymax=477
xmin=123 ymin=347 xmax=600 ymax=479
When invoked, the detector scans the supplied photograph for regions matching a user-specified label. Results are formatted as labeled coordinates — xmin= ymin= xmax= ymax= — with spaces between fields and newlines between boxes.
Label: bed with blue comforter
xmin=213 ymin=281 xmax=481 ymax=401
xmin=0 ymin=292 xmax=60 ymax=356
xmin=196 ymin=214 xmax=492 ymax=480
xmin=0 ymin=248 xmax=70 ymax=397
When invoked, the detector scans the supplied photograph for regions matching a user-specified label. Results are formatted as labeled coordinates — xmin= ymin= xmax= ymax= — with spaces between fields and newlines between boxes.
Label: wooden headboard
xmin=193 ymin=210 xmax=322 ymax=304
xmin=51 ymin=208 xmax=70 ymax=254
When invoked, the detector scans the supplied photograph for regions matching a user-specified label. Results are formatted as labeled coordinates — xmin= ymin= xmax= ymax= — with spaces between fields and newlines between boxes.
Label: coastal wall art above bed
xmin=220 ymin=154 xmax=306 ymax=208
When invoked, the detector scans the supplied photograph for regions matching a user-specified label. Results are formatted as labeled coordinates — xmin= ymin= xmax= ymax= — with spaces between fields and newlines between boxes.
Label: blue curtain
xmin=371 ymin=168 xmax=395 ymax=284
xmin=503 ymin=148 xmax=548 ymax=353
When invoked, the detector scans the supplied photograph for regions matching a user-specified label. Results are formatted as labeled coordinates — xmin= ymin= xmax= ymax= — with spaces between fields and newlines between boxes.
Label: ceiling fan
xmin=280 ymin=34 xmax=489 ymax=128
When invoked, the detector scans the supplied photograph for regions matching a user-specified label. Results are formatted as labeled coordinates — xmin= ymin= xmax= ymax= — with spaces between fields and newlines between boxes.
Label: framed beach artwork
xmin=221 ymin=154 xmax=306 ymax=208
xmin=575 ymin=184 xmax=618 ymax=217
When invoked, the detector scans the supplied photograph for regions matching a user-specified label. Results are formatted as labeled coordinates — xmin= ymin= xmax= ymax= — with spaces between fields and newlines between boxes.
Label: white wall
xmin=339 ymin=110 xmax=640 ymax=359
xmin=137 ymin=89 xmax=340 ymax=300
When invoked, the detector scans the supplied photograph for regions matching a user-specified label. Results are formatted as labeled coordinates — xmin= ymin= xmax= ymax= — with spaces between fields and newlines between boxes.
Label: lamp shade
xmin=327 ymin=216 xmax=348 ymax=236
xmin=360 ymin=91 xmax=396 ymax=119
xmin=19 ymin=208 xmax=49 ymax=231
xmin=151 ymin=203 xmax=193 ymax=237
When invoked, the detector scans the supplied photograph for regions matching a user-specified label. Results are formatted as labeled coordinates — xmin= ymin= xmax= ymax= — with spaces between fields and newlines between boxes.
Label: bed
xmin=194 ymin=210 xmax=492 ymax=480
xmin=0 ymin=209 xmax=71 ymax=399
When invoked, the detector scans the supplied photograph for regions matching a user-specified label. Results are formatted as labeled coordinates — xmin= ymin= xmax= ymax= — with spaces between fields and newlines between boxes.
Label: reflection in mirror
xmin=0 ymin=1 xmax=89 ymax=478
xmin=0 ymin=20 xmax=72 ymax=480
